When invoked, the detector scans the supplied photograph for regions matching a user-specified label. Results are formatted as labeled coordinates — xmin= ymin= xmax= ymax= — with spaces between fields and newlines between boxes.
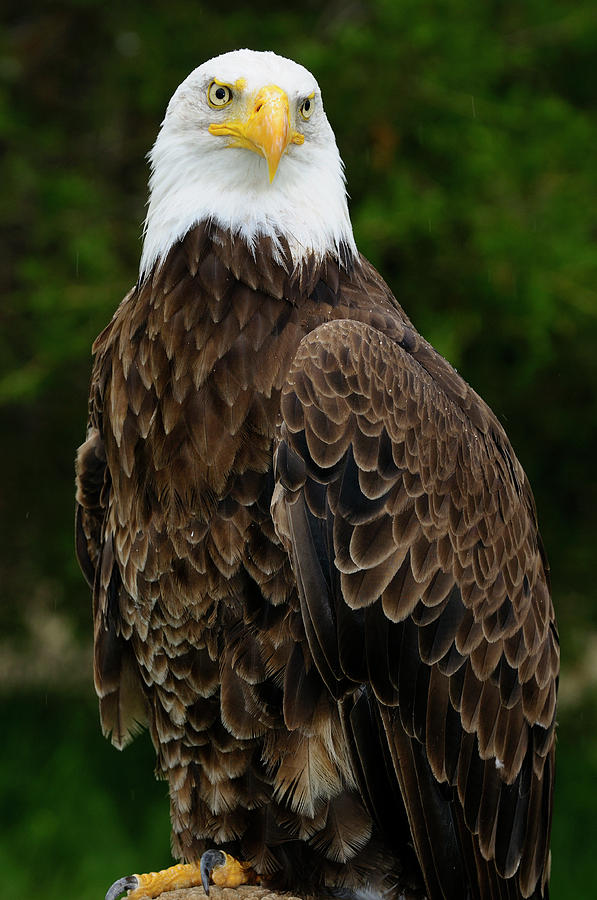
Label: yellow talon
xmin=209 ymin=851 xmax=260 ymax=889
xmin=128 ymin=861 xmax=203 ymax=898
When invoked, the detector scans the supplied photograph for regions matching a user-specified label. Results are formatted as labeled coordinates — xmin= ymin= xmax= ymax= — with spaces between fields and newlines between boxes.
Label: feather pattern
xmin=274 ymin=313 xmax=558 ymax=898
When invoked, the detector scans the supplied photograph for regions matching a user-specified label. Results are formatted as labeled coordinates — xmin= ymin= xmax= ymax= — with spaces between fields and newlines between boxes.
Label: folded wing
xmin=273 ymin=318 xmax=558 ymax=900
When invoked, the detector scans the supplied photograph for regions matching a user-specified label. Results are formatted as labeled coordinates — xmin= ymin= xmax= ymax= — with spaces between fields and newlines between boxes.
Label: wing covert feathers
xmin=275 ymin=319 xmax=558 ymax=899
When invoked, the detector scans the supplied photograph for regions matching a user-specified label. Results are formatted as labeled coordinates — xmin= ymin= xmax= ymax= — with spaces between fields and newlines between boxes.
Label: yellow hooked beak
xmin=209 ymin=84 xmax=304 ymax=182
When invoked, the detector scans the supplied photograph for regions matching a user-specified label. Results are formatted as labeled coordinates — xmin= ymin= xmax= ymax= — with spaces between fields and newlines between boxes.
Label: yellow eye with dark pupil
xmin=300 ymin=97 xmax=314 ymax=119
xmin=208 ymin=82 xmax=232 ymax=107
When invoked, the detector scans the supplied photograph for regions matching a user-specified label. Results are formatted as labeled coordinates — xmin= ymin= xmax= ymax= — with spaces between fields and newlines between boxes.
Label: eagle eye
xmin=208 ymin=81 xmax=233 ymax=108
xmin=299 ymin=95 xmax=315 ymax=120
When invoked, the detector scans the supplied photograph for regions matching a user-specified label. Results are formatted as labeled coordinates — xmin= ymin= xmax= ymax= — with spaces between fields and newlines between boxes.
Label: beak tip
xmin=266 ymin=156 xmax=282 ymax=183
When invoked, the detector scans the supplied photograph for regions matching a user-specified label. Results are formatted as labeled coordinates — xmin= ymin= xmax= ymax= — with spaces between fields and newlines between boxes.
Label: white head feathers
xmin=140 ymin=49 xmax=357 ymax=279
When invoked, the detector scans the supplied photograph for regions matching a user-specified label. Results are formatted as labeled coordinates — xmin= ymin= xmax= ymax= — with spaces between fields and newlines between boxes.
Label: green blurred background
xmin=2 ymin=1 xmax=596 ymax=897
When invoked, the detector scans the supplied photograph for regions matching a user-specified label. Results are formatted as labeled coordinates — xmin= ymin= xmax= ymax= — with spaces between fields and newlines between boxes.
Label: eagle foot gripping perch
xmin=105 ymin=850 xmax=259 ymax=899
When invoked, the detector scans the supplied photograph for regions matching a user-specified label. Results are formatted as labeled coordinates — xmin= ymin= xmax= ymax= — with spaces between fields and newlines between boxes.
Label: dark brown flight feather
xmin=76 ymin=220 xmax=558 ymax=900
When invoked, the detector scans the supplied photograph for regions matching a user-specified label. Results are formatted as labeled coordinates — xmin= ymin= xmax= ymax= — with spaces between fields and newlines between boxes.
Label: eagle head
xmin=140 ymin=49 xmax=356 ymax=279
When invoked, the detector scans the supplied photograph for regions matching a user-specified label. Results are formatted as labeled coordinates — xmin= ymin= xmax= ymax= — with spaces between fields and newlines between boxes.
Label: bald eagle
xmin=75 ymin=49 xmax=558 ymax=900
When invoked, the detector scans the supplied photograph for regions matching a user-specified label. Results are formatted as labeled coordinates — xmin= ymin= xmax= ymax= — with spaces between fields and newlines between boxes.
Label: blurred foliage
xmin=0 ymin=692 xmax=170 ymax=900
xmin=1 ymin=0 xmax=596 ymax=897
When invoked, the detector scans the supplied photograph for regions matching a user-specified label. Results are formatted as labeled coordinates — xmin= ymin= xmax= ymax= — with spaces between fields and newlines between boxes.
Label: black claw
xmin=200 ymin=849 xmax=226 ymax=895
xmin=105 ymin=875 xmax=139 ymax=900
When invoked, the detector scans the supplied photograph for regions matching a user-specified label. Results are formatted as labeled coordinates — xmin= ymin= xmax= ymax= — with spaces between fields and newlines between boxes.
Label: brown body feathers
xmin=76 ymin=222 xmax=558 ymax=899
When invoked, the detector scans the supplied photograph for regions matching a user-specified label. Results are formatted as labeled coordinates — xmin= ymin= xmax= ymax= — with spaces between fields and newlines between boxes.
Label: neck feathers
xmin=147 ymin=221 xmax=355 ymax=305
